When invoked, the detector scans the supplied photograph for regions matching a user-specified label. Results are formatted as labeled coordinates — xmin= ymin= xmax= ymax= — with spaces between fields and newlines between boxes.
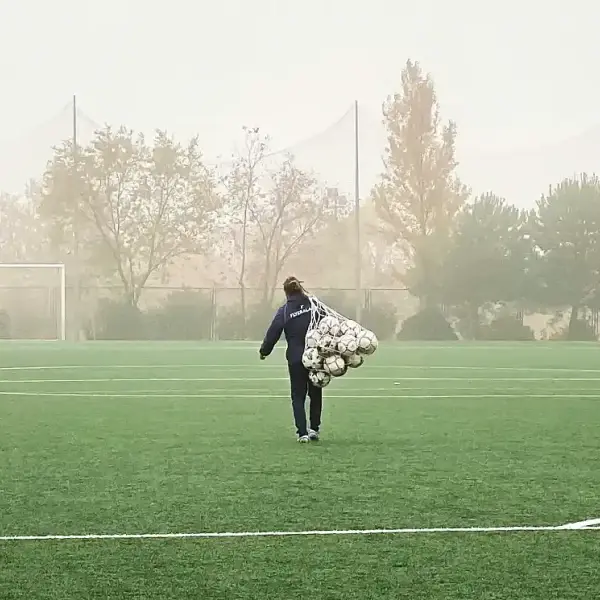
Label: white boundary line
xmin=0 ymin=365 xmax=283 ymax=371
xmin=1 ymin=522 xmax=600 ymax=541
xmin=1 ymin=392 xmax=599 ymax=399
xmin=1 ymin=386 xmax=591 ymax=395
xmin=560 ymin=518 xmax=600 ymax=529
xmin=4 ymin=364 xmax=600 ymax=372
xmin=3 ymin=377 xmax=600 ymax=384
xmin=0 ymin=377 xmax=290 ymax=383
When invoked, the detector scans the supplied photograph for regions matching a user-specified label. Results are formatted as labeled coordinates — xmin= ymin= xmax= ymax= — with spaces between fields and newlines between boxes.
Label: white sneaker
xmin=308 ymin=429 xmax=320 ymax=441
xmin=298 ymin=435 xmax=310 ymax=443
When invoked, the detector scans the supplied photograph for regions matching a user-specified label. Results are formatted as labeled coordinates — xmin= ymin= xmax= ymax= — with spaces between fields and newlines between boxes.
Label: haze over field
xmin=1 ymin=0 xmax=600 ymax=205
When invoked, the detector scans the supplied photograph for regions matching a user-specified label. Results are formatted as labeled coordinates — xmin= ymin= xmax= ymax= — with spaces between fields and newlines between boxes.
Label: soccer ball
xmin=357 ymin=330 xmax=378 ymax=355
xmin=346 ymin=353 xmax=364 ymax=368
xmin=329 ymin=321 xmax=342 ymax=338
xmin=340 ymin=319 xmax=361 ymax=336
xmin=309 ymin=370 xmax=331 ymax=388
xmin=323 ymin=354 xmax=347 ymax=377
xmin=305 ymin=329 xmax=321 ymax=349
xmin=302 ymin=347 xmax=322 ymax=370
xmin=318 ymin=316 xmax=340 ymax=335
xmin=318 ymin=334 xmax=336 ymax=356
xmin=336 ymin=334 xmax=358 ymax=357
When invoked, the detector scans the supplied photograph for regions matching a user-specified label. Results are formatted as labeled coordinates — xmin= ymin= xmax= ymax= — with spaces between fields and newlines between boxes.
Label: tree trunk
xmin=239 ymin=284 xmax=247 ymax=340
xmin=238 ymin=203 xmax=249 ymax=339
xmin=469 ymin=303 xmax=480 ymax=340
xmin=567 ymin=305 xmax=579 ymax=340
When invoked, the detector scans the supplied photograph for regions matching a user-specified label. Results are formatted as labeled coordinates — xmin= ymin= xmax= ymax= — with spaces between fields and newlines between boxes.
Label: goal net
xmin=0 ymin=264 xmax=66 ymax=341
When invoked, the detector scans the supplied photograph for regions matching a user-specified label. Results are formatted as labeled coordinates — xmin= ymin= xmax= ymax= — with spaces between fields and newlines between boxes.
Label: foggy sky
xmin=1 ymin=0 xmax=598 ymax=205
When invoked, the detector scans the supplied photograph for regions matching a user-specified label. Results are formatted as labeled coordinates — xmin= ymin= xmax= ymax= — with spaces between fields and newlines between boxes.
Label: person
xmin=259 ymin=276 xmax=323 ymax=443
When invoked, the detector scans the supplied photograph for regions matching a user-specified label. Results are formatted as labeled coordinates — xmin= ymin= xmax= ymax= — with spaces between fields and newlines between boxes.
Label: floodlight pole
xmin=72 ymin=94 xmax=80 ymax=341
xmin=354 ymin=100 xmax=362 ymax=322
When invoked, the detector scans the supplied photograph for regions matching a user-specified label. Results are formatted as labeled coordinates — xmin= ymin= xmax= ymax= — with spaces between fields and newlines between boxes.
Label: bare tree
xmin=248 ymin=156 xmax=336 ymax=304
xmin=0 ymin=184 xmax=49 ymax=262
xmin=40 ymin=126 xmax=219 ymax=307
xmin=223 ymin=127 xmax=268 ymax=332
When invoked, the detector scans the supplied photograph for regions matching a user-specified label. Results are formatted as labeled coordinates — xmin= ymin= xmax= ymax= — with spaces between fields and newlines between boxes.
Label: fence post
xmin=211 ymin=287 xmax=217 ymax=341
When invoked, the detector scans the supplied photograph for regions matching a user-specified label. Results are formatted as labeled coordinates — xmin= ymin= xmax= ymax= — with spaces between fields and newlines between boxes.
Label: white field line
xmin=0 ymin=386 xmax=588 ymax=395
xmin=559 ymin=518 xmax=600 ymax=529
xmin=4 ymin=377 xmax=600 ymax=384
xmin=1 ymin=392 xmax=599 ymax=399
xmin=0 ymin=377 xmax=290 ymax=383
xmin=0 ymin=365 xmax=286 ymax=371
xmin=5 ymin=364 xmax=600 ymax=372
xmin=0 ymin=344 xmax=570 ymax=351
xmin=0 ymin=345 xmax=262 ymax=351
xmin=1 ymin=523 xmax=600 ymax=542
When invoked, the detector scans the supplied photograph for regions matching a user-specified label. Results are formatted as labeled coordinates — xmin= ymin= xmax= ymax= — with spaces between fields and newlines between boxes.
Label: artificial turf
xmin=0 ymin=341 xmax=599 ymax=599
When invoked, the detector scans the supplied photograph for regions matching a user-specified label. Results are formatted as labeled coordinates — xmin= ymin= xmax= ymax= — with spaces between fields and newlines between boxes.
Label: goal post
xmin=0 ymin=263 xmax=66 ymax=341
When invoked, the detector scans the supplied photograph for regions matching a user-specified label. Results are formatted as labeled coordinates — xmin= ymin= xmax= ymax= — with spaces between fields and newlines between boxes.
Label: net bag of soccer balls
xmin=301 ymin=296 xmax=378 ymax=388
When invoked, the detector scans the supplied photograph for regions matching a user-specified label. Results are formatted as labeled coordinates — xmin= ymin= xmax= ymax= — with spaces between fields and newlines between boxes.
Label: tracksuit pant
xmin=288 ymin=362 xmax=323 ymax=437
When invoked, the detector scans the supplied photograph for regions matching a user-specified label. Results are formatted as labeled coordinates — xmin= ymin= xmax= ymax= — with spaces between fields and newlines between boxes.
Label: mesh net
xmin=0 ymin=265 xmax=64 ymax=340
xmin=303 ymin=294 xmax=377 ymax=388
xmin=0 ymin=100 xmax=414 ymax=340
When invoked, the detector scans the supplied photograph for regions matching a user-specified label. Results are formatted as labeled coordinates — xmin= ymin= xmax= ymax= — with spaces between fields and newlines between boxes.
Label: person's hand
xmin=259 ymin=351 xmax=266 ymax=360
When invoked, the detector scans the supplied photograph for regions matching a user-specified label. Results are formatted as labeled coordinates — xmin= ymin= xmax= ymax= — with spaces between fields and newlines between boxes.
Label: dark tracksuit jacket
xmin=259 ymin=293 xmax=322 ymax=436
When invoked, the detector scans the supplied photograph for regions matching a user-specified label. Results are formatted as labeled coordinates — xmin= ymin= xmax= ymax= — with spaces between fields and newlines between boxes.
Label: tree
xmin=373 ymin=59 xmax=468 ymax=306
xmin=40 ymin=127 xmax=219 ymax=307
xmin=286 ymin=198 xmax=399 ymax=289
xmin=247 ymin=155 xmax=339 ymax=305
xmin=0 ymin=184 xmax=50 ymax=262
xmin=531 ymin=174 xmax=600 ymax=333
xmin=222 ymin=127 xmax=268 ymax=332
xmin=440 ymin=193 xmax=531 ymax=337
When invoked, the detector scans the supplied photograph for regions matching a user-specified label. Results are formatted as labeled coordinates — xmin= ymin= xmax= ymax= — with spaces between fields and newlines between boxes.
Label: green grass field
xmin=0 ymin=341 xmax=599 ymax=599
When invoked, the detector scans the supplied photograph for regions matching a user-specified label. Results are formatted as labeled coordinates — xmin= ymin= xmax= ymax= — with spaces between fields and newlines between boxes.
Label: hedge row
xmin=87 ymin=290 xmax=399 ymax=341
xmin=396 ymin=308 xmax=598 ymax=341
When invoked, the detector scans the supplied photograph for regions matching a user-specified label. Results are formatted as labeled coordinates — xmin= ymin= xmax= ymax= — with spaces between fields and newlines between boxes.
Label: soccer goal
xmin=0 ymin=263 xmax=66 ymax=341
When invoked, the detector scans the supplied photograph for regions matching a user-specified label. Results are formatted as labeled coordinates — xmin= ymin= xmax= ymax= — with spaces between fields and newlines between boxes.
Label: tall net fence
xmin=60 ymin=285 xmax=413 ymax=342
xmin=0 ymin=102 xmax=98 ymax=196
xmin=2 ymin=99 xmax=591 ymax=343
xmin=0 ymin=99 xmax=407 ymax=343
xmin=0 ymin=265 xmax=64 ymax=340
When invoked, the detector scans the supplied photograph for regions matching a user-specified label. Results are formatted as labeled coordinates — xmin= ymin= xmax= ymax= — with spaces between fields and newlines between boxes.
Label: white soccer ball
xmin=346 ymin=353 xmax=364 ymax=368
xmin=309 ymin=370 xmax=331 ymax=388
xmin=305 ymin=329 xmax=321 ymax=349
xmin=317 ymin=316 xmax=340 ymax=335
xmin=302 ymin=347 xmax=322 ymax=370
xmin=339 ymin=320 xmax=350 ymax=335
xmin=323 ymin=354 xmax=347 ymax=377
xmin=340 ymin=319 xmax=361 ymax=336
xmin=357 ymin=330 xmax=378 ymax=355
xmin=318 ymin=333 xmax=336 ymax=356
xmin=336 ymin=334 xmax=358 ymax=357
xmin=329 ymin=321 xmax=342 ymax=338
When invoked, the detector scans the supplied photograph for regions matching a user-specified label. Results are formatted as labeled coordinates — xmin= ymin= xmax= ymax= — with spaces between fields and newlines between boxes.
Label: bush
xmin=397 ymin=307 xmax=458 ymax=341
xmin=91 ymin=298 xmax=147 ymax=340
xmin=217 ymin=303 xmax=276 ymax=340
xmin=550 ymin=319 xmax=597 ymax=341
xmin=361 ymin=303 xmax=397 ymax=341
xmin=146 ymin=290 xmax=213 ymax=340
xmin=479 ymin=315 xmax=535 ymax=341
xmin=215 ymin=306 xmax=245 ymax=340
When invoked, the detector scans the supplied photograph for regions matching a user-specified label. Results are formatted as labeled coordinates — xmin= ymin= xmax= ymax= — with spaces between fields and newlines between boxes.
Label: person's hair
xmin=283 ymin=276 xmax=305 ymax=297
